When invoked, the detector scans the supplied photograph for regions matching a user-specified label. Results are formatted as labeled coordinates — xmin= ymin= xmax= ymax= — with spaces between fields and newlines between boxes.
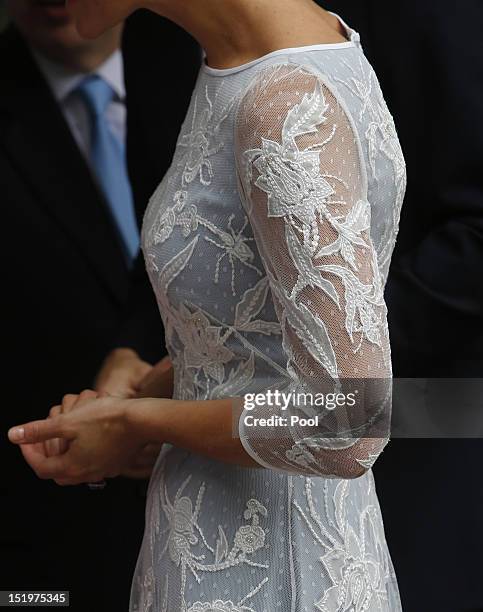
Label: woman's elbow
xmin=312 ymin=437 xmax=389 ymax=479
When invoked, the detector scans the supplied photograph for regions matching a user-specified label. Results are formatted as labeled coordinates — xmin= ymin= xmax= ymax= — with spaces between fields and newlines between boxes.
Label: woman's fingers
xmin=121 ymin=466 xmax=154 ymax=480
xmin=8 ymin=416 xmax=70 ymax=445
xmin=20 ymin=442 xmax=101 ymax=484
xmin=60 ymin=394 xmax=78 ymax=413
xmin=44 ymin=436 xmax=64 ymax=458
xmin=45 ymin=405 xmax=69 ymax=456
xmin=134 ymin=443 xmax=162 ymax=466
xmin=133 ymin=452 xmax=157 ymax=468
xmin=78 ymin=389 xmax=98 ymax=400
xmin=54 ymin=390 xmax=98 ymax=417
xmin=49 ymin=405 xmax=62 ymax=418
xmin=72 ymin=389 xmax=98 ymax=408
xmin=12 ymin=394 xmax=141 ymax=486
xmin=45 ymin=406 xmax=63 ymax=457
xmin=157 ymin=356 xmax=172 ymax=373
xmin=121 ymin=443 xmax=161 ymax=480
xmin=45 ymin=435 xmax=69 ymax=457
xmin=20 ymin=443 xmax=70 ymax=480
xmin=44 ymin=392 xmax=98 ymax=457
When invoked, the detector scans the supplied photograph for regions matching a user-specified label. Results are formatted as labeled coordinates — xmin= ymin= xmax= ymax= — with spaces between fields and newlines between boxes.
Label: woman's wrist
xmin=125 ymin=397 xmax=174 ymax=445
xmin=123 ymin=396 xmax=257 ymax=468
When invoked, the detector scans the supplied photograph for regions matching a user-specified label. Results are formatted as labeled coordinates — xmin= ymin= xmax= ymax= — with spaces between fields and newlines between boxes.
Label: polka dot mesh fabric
xmin=131 ymin=15 xmax=405 ymax=611
xmin=235 ymin=63 xmax=392 ymax=479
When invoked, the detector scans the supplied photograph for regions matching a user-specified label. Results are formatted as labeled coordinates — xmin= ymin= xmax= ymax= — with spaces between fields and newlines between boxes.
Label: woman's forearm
xmin=128 ymin=398 xmax=260 ymax=468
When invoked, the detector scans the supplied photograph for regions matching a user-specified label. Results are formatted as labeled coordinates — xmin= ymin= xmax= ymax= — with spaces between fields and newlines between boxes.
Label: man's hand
xmin=95 ymin=348 xmax=152 ymax=398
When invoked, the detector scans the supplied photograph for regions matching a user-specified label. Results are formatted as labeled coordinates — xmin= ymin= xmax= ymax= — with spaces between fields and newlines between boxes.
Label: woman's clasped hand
xmin=8 ymin=390 xmax=162 ymax=485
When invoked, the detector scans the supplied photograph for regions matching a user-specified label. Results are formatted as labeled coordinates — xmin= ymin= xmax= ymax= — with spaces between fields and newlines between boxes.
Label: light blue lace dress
xmin=131 ymin=12 xmax=406 ymax=612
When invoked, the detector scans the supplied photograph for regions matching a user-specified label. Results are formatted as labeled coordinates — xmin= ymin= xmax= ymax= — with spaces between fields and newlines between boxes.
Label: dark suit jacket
xmin=322 ymin=2 xmax=483 ymax=610
xmin=0 ymin=12 xmax=200 ymax=611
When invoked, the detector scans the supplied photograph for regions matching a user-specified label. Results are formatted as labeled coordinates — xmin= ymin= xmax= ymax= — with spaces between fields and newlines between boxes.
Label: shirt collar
xmin=31 ymin=47 xmax=126 ymax=104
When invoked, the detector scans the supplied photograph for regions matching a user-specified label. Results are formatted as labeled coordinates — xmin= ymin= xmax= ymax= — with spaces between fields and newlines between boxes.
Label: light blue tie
xmin=77 ymin=75 xmax=140 ymax=265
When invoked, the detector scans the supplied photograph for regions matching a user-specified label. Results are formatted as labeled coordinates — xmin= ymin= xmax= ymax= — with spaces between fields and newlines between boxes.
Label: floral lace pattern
xmin=334 ymin=56 xmax=407 ymax=283
xmin=132 ymin=18 xmax=404 ymax=612
xmin=234 ymin=63 xmax=393 ymax=476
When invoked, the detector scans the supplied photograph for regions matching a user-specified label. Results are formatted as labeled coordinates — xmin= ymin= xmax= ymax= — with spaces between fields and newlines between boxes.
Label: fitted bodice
xmin=142 ymin=44 xmax=405 ymax=395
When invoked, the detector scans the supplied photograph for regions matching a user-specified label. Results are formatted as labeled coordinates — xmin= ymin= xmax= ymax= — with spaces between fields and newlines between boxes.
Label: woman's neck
xmin=145 ymin=0 xmax=347 ymax=70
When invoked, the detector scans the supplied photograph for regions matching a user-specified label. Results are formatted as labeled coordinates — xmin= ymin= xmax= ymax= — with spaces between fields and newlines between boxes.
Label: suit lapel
xmin=0 ymin=28 xmax=129 ymax=305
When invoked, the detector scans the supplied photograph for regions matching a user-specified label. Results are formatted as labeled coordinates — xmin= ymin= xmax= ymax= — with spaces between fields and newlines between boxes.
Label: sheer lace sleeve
xmin=234 ymin=63 xmax=392 ymax=478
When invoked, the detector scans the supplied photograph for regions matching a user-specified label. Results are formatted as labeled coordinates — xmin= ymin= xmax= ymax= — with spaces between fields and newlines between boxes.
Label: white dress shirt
xmin=32 ymin=48 xmax=127 ymax=162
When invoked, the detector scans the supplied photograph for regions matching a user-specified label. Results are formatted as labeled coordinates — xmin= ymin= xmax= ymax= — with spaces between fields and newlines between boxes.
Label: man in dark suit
xmin=0 ymin=4 xmax=200 ymax=610
xmin=322 ymin=2 xmax=483 ymax=610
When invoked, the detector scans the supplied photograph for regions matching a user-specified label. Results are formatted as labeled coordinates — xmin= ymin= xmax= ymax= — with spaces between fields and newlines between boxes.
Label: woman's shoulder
xmin=200 ymin=11 xmax=361 ymax=80
xmin=230 ymin=46 xmax=364 ymax=126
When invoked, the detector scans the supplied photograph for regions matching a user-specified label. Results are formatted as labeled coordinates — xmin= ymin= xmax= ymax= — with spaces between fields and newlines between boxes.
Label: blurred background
xmin=0 ymin=1 xmax=7 ymax=30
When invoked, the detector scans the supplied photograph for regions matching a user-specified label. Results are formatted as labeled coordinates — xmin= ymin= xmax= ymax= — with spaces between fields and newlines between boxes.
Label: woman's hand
xmin=8 ymin=391 xmax=258 ymax=481
xmin=8 ymin=394 xmax=152 ymax=486
xmin=43 ymin=390 xmax=163 ymax=480
xmin=44 ymin=390 xmax=99 ymax=458
xmin=95 ymin=349 xmax=173 ymax=400
xmin=120 ymin=442 xmax=162 ymax=479
xmin=136 ymin=356 xmax=174 ymax=399
xmin=95 ymin=348 xmax=153 ymax=398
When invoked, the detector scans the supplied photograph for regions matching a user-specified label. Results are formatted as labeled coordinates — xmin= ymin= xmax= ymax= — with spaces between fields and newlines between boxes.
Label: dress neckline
xmin=201 ymin=11 xmax=359 ymax=77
